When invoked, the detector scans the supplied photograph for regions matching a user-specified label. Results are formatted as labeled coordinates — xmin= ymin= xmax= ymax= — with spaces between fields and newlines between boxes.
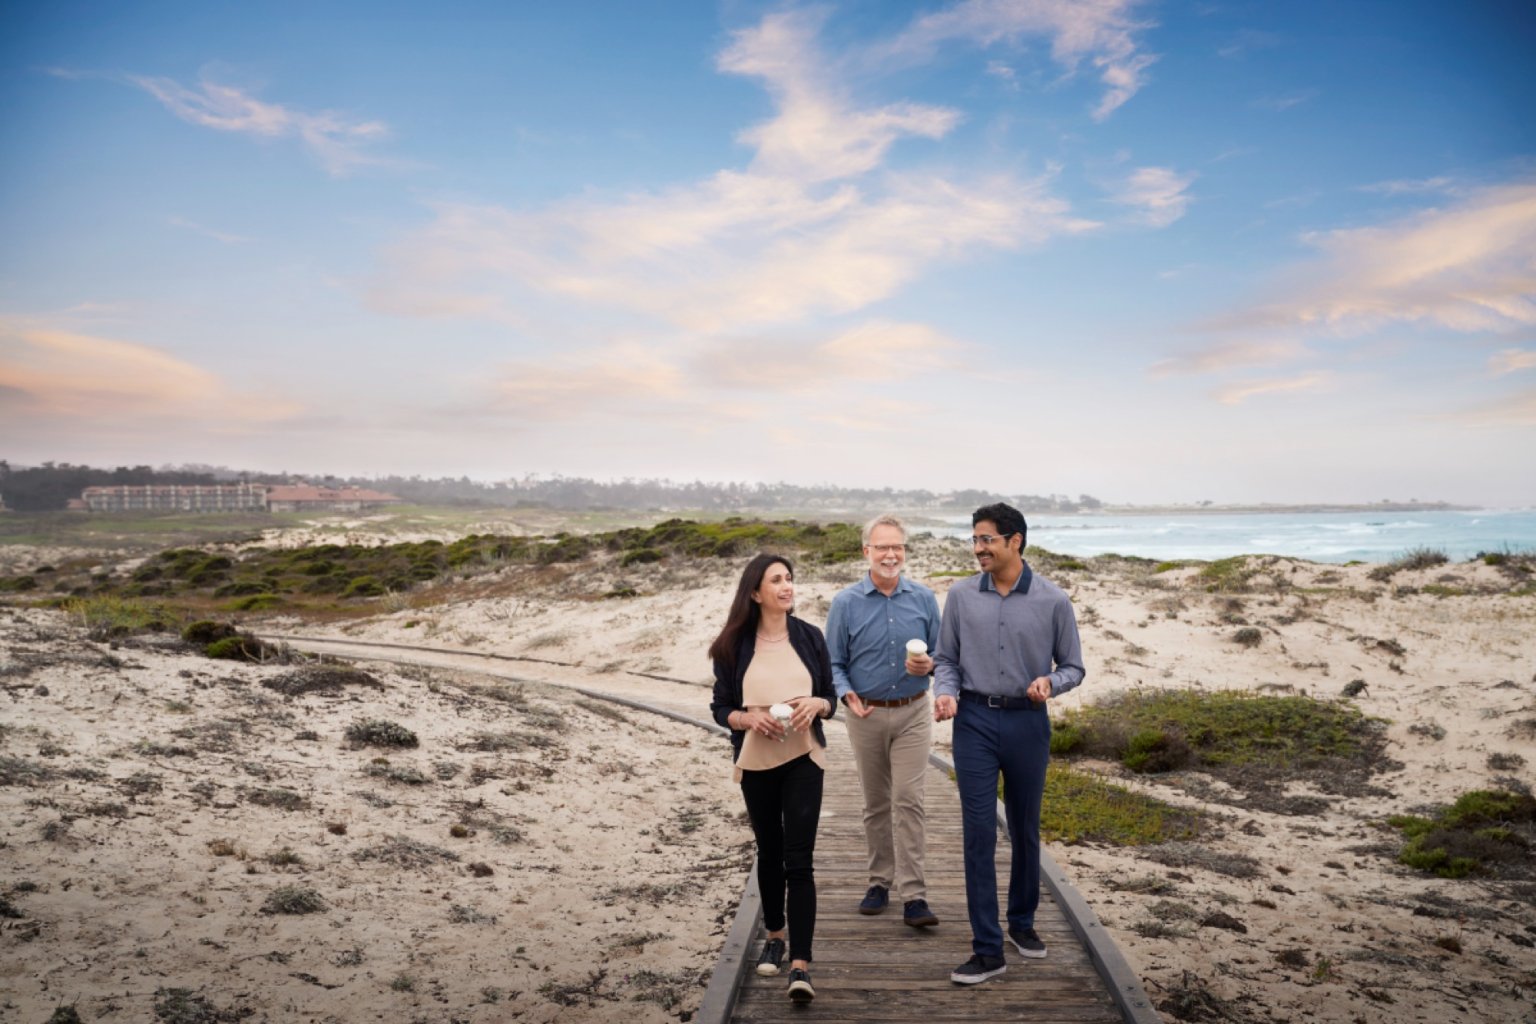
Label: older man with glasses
xmin=826 ymin=514 xmax=942 ymax=928
xmin=932 ymin=502 xmax=1085 ymax=986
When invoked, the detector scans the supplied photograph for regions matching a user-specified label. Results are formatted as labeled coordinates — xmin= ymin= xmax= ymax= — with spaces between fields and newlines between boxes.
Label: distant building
xmin=77 ymin=482 xmax=402 ymax=514
xmin=82 ymin=483 xmax=270 ymax=513
xmin=264 ymin=485 xmax=402 ymax=513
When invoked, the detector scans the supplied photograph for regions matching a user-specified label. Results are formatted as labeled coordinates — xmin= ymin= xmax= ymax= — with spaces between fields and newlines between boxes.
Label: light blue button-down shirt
xmin=933 ymin=565 xmax=1086 ymax=701
xmin=826 ymin=573 xmax=941 ymax=702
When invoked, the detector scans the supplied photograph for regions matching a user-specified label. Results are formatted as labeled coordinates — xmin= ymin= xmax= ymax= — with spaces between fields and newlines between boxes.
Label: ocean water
xmin=936 ymin=509 xmax=1536 ymax=564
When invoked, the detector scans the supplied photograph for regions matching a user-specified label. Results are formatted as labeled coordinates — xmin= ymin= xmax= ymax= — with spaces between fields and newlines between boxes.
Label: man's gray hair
xmin=862 ymin=513 xmax=907 ymax=546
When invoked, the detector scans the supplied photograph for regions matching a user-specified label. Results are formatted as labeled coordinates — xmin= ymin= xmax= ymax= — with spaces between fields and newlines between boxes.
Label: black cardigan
xmin=710 ymin=614 xmax=837 ymax=760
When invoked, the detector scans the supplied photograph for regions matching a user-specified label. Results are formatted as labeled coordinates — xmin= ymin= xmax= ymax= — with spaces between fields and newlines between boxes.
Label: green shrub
xmin=261 ymin=885 xmax=327 ymax=915
xmin=205 ymin=634 xmax=275 ymax=661
xmin=345 ymin=719 xmax=419 ymax=748
xmin=229 ymin=594 xmax=282 ymax=612
xmin=1053 ymin=689 xmax=1385 ymax=780
xmin=1122 ymin=728 xmax=1191 ymax=773
xmin=343 ymin=575 xmax=386 ymax=598
xmin=1232 ymin=627 xmax=1262 ymax=648
xmin=1199 ymin=557 xmax=1255 ymax=593
xmin=182 ymin=620 xmax=238 ymax=645
xmin=213 ymin=580 xmax=268 ymax=598
xmin=619 ymin=547 xmax=665 ymax=567
xmin=1389 ymin=788 xmax=1536 ymax=878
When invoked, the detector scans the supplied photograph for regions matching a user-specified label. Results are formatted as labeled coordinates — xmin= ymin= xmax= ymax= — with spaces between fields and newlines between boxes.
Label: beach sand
xmin=2 ymin=531 xmax=1534 ymax=1022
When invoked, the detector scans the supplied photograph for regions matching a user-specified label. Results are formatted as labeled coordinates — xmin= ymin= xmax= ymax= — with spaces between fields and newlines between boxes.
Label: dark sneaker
xmin=755 ymin=937 xmax=786 ymax=976
xmin=1008 ymin=927 xmax=1047 ymax=959
xmin=902 ymin=899 xmax=938 ymax=928
xmin=950 ymin=954 xmax=1006 ymax=985
xmin=787 ymin=967 xmax=816 ymax=1002
xmin=858 ymin=885 xmax=888 ymax=915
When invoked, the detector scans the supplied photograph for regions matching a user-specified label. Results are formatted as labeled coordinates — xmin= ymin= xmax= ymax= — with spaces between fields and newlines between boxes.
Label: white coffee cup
xmin=769 ymin=703 xmax=794 ymax=741
xmin=906 ymin=638 xmax=927 ymax=657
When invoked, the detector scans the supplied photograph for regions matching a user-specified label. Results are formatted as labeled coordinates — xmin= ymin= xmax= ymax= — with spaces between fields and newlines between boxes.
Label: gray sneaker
xmin=950 ymin=954 xmax=1006 ymax=985
xmin=1008 ymin=927 xmax=1047 ymax=959
xmin=756 ymin=937 xmax=786 ymax=976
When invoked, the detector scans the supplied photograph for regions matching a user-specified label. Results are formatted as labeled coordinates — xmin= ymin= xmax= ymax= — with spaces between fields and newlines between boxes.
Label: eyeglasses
xmin=868 ymin=544 xmax=906 ymax=554
xmin=971 ymin=532 xmax=1015 ymax=547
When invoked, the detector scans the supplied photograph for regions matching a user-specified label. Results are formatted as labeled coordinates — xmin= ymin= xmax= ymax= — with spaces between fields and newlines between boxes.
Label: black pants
xmin=740 ymin=753 xmax=824 ymax=962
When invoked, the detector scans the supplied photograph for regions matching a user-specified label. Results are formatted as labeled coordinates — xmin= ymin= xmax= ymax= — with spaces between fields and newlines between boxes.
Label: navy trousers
xmin=952 ymin=698 xmax=1050 ymax=958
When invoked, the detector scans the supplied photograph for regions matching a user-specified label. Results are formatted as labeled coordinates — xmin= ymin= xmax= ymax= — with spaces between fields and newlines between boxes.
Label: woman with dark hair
xmin=710 ymin=552 xmax=837 ymax=1003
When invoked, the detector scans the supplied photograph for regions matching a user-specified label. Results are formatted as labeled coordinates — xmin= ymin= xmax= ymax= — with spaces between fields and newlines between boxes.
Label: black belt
xmin=959 ymin=689 xmax=1037 ymax=710
xmin=860 ymin=693 xmax=927 ymax=708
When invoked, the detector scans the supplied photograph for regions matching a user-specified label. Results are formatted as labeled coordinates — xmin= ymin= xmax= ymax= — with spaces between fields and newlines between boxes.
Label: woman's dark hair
xmin=708 ymin=552 xmax=794 ymax=671
xmin=973 ymin=502 xmax=1027 ymax=551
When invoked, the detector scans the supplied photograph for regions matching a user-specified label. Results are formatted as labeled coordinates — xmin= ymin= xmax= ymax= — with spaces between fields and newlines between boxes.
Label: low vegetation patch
xmin=344 ymin=718 xmax=418 ymax=748
xmin=204 ymin=633 xmax=281 ymax=662
xmin=153 ymin=987 xmax=254 ymax=1023
xmin=354 ymin=834 xmax=460 ymax=869
xmin=64 ymin=595 xmax=181 ymax=638
xmin=1139 ymin=841 xmax=1264 ymax=879
xmin=24 ymin=517 xmax=865 ymax=618
xmin=1050 ymin=688 xmax=1392 ymax=811
xmin=260 ymin=885 xmax=327 ymax=915
xmin=1198 ymin=556 xmax=1258 ymax=593
xmin=1387 ymin=788 xmax=1536 ymax=879
xmin=1369 ymin=546 xmax=1450 ymax=581
xmin=263 ymin=664 xmax=383 ymax=696
xmin=1040 ymin=762 xmax=1201 ymax=845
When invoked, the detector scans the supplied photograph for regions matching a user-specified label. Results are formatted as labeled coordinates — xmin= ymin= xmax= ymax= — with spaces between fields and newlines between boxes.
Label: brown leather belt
xmin=860 ymin=693 xmax=927 ymax=708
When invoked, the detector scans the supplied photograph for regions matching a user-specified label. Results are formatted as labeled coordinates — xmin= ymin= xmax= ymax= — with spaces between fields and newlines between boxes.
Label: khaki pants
xmin=844 ymin=694 xmax=931 ymax=902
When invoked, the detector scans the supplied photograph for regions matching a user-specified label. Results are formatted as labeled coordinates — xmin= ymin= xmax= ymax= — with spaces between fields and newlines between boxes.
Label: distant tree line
xmin=0 ymin=460 xmax=1104 ymax=514
xmin=346 ymin=473 xmax=1103 ymax=513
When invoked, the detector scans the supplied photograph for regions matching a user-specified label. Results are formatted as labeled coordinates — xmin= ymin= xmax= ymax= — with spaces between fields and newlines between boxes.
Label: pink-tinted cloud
xmin=1210 ymin=179 xmax=1536 ymax=335
xmin=1488 ymin=347 xmax=1536 ymax=376
xmin=1212 ymin=372 xmax=1329 ymax=405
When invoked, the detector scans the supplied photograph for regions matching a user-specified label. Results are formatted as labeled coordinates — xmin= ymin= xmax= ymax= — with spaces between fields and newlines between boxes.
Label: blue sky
xmin=3 ymin=1 xmax=1534 ymax=505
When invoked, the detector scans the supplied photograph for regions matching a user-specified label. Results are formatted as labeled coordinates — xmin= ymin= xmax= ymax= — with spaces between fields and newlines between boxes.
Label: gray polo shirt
xmin=933 ymin=564 xmax=1086 ymax=701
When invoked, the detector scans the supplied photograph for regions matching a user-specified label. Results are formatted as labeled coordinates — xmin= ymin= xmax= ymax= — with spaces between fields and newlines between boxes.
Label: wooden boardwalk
xmin=725 ymin=733 xmax=1130 ymax=1023
xmin=268 ymin=636 xmax=1153 ymax=1023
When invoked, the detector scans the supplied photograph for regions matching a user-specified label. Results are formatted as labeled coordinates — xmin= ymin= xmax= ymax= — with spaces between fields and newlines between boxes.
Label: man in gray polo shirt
xmin=827 ymin=514 xmax=942 ymax=928
xmin=933 ymin=502 xmax=1085 ymax=985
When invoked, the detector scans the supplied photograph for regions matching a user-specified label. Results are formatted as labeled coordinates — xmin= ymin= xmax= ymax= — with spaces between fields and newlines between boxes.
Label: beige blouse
xmin=734 ymin=642 xmax=827 ymax=780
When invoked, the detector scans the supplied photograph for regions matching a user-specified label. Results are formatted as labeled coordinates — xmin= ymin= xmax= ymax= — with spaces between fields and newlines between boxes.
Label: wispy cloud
xmin=693 ymin=321 xmax=962 ymax=392
xmin=492 ymin=343 xmax=687 ymax=418
xmin=1445 ymin=386 xmax=1536 ymax=427
xmin=1359 ymin=176 xmax=1457 ymax=196
xmin=986 ymin=60 xmax=1020 ymax=90
xmin=1251 ymin=90 xmax=1318 ymax=112
xmin=1209 ymin=179 xmax=1536 ymax=335
xmin=0 ymin=322 xmax=298 ymax=423
xmin=169 ymin=216 xmax=250 ymax=245
xmin=872 ymin=0 xmax=1156 ymax=120
xmin=1111 ymin=166 xmax=1195 ymax=227
xmin=1213 ymin=372 xmax=1329 ymax=405
xmin=1216 ymin=29 xmax=1282 ymax=60
xmin=1152 ymin=339 xmax=1304 ymax=377
xmin=129 ymin=73 xmax=389 ymax=176
xmin=1489 ymin=347 xmax=1536 ymax=375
